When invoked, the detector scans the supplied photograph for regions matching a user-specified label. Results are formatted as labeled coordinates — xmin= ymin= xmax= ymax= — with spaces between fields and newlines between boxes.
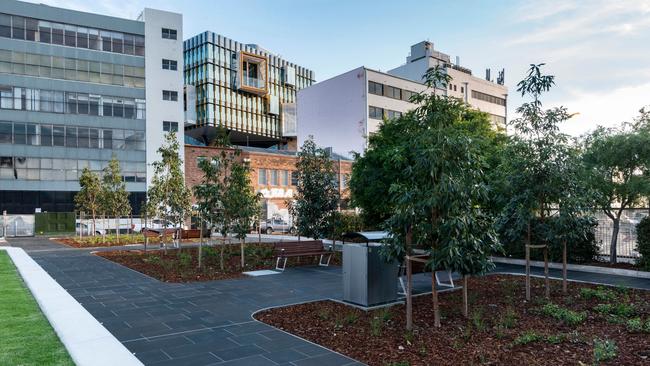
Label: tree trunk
xmin=610 ymin=218 xmax=620 ymax=264
xmin=405 ymin=228 xmax=413 ymax=331
xmin=240 ymin=237 xmax=245 ymax=269
xmin=198 ymin=220 xmax=203 ymax=269
xmin=220 ymin=235 xmax=226 ymax=271
xmin=525 ymin=221 xmax=531 ymax=301
xmin=115 ymin=216 xmax=119 ymax=243
xmin=432 ymin=269 xmax=440 ymax=327
xmin=562 ymin=240 xmax=568 ymax=294
xmin=92 ymin=210 xmax=96 ymax=237
xmin=544 ymin=246 xmax=550 ymax=298
xmin=406 ymin=257 xmax=413 ymax=331
xmin=462 ymin=275 xmax=469 ymax=318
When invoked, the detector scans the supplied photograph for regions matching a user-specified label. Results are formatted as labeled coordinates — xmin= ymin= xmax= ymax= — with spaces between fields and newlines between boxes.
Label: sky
xmin=24 ymin=0 xmax=650 ymax=136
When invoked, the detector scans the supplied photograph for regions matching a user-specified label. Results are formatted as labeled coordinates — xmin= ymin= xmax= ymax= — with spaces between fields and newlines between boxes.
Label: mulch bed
xmin=255 ymin=275 xmax=650 ymax=366
xmin=55 ymin=237 xmax=198 ymax=248
xmin=96 ymin=244 xmax=341 ymax=282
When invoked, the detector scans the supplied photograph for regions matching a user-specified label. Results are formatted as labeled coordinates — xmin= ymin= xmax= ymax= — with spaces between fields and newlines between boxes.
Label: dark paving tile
xmin=133 ymin=349 xmax=171 ymax=364
xmin=149 ymin=352 xmax=222 ymax=366
xmin=291 ymin=352 xmax=356 ymax=366
xmin=262 ymin=348 xmax=310 ymax=363
xmin=211 ymin=344 xmax=266 ymax=361
xmin=218 ymin=355 xmax=279 ymax=366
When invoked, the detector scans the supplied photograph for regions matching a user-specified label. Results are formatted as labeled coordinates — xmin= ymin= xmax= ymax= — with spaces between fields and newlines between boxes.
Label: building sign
xmin=259 ymin=188 xmax=294 ymax=199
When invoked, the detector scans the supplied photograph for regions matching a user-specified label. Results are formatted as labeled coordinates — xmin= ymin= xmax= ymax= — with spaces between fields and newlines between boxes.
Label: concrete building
xmin=297 ymin=41 xmax=508 ymax=158
xmin=183 ymin=31 xmax=315 ymax=150
xmin=185 ymin=145 xmax=352 ymax=224
xmin=0 ymin=0 xmax=184 ymax=213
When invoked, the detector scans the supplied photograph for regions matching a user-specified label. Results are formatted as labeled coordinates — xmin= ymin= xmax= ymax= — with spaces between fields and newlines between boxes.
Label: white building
xmin=297 ymin=41 xmax=508 ymax=158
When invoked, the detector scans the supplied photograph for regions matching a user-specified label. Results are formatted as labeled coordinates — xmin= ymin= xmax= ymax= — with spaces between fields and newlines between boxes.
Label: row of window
xmin=0 ymin=156 xmax=145 ymax=182
xmin=257 ymin=168 xmax=296 ymax=186
xmin=0 ymin=50 xmax=146 ymax=88
xmin=448 ymin=83 xmax=464 ymax=93
xmin=0 ymin=13 xmax=145 ymax=56
xmin=368 ymin=81 xmax=418 ymax=102
xmin=471 ymin=90 xmax=506 ymax=106
xmin=368 ymin=106 xmax=403 ymax=120
xmin=0 ymin=121 xmax=145 ymax=151
xmin=0 ymin=85 xmax=145 ymax=119
xmin=162 ymin=121 xmax=178 ymax=132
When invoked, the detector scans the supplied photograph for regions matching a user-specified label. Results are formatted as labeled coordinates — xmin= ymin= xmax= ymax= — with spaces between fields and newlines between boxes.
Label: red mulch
xmin=96 ymin=245 xmax=340 ymax=282
xmin=255 ymin=276 xmax=650 ymax=366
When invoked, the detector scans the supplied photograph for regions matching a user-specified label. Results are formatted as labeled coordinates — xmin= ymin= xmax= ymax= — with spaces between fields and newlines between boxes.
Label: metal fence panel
xmin=594 ymin=209 xmax=648 ymax=258
xmin=3 ymin=215 xmax=35 ymax=237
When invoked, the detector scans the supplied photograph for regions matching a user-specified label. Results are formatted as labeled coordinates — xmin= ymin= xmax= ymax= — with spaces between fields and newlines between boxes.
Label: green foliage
xmin=496 ymin=64 xmax=597 ymax=266
xmin=593 ymin=338 xmax=617 ymax=365
xmin=289 ymin=137 xmax=340 ymax=239
xmin=178 ymin=252 xmax=192 ymax=267
xmin=583 ymin=116 xmax=650 ymax=263
xmin=626 ymin=318 xmax=643 ymax=333
xmin=329 ymin=212 xmax=364 ymax=240
xmin=75 ymin=167 xmax=103 ymax=230
xmin=593 ymin=303 xmax=635 ymax=318
xmin=369 ymin=316 xmax=382 ymax=337
xmin=354 ymin=66 xmax=501 ymax=280
xmin=223 ymin=161 xmax=261 ymax=240
xmin=147 ymin=132 xmax=192 ymax=232
xmin=580 ymin=287 xmax=617 ymax=302
xmin=499 ymin=307 xmax=518 ymax=329
xmin=101 ymin=156 xmax=132 ymax=219
xmin=541 ymin=303 xmax=586 ymax=326
xmin=637 ymin=217 xmax=650 ymax=270
xmin=471 ymin=309 xmax=486 ymax=331
xmin=512 ymin=331 xmax=543 ymax=346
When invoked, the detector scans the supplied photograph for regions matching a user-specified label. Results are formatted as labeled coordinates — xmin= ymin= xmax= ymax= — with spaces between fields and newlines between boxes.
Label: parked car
xmin=259 ymin=218 xmax=296 ymax=235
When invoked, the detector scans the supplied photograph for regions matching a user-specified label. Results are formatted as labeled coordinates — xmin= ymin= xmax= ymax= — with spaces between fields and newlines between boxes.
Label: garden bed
xmin=255 ymin=275 xmax=650 ymax=366
xmin=96 ymin=244 xmax=341 ymax=282
xmin=56 ymin=234 xmax=199 ymax=248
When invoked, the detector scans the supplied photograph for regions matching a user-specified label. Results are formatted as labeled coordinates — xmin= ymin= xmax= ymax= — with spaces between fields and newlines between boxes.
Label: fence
xmin=2 ymin=214 xmax=35 ymax=237
xmin=35 ymin=212 xmax=75 ymax=234
xmin=593 ymin=208 xmax=648 ymax=259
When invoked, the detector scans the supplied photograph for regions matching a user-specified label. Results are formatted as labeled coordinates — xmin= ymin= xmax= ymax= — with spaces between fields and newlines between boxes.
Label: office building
xmin=183 ymin=31 xmax=314 ymax=150
xmin=0 ymin=0 xmax=184 ymax=213
xmin=297 ymin=41 xmax=508 ymax=158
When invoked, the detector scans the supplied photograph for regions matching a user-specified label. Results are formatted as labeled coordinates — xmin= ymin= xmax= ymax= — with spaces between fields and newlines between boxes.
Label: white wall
xmin=297 ymin=67 xmax=366 ymax=158
xmin=141 ymin=8 xmax=184 ymax=188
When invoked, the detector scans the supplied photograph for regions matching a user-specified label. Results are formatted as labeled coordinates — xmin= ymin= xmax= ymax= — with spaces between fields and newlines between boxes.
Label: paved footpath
xmin=4 ymin=237 xmax=650 ymax=366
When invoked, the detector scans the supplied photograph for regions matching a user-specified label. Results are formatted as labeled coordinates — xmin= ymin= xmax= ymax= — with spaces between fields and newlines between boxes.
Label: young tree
xmin=289 ymin=137 xmax=340 ymax=240
xmin=223 ymin=161 xmax=261 ymax=269
xmin=101 ymin=156 xmax=131 ymax=242
xmin=354 ymin=66 xmax=502 ymax=328
xmin=75 ymin=167 xmax=102 ymax=235
xmin=582 ymin=119 xmax=650 ymax=263
xmin=194 ymin=149 xmax=235 ymax=270
xmin=497 ymin=64 xmax=595 ymax=298
xmin=148 ymin=132 xmax=192 ymax=250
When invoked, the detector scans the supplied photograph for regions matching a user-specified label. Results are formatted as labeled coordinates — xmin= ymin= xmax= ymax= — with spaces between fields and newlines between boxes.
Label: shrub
xmin=626 ymin=318 xmax=643 ymax=333
xmin=498 ymin=216 xmax=599 ymax=263
xmin=499 ymin=307 xmax=518 ymax=329
xmin=178 ymin=252 xmax=192 ymax=267
xmin=593 ymin=338 xmax=617 ymax=365
xmin=541 ymin=303 xmax=586 ymax=326
xmin=580 ymin=287 xmax=617 ymax=302
xmin=637 ymin=216 xmax=650 ymax=270
xmin=513 ymin=331 xmax=543 ymax=346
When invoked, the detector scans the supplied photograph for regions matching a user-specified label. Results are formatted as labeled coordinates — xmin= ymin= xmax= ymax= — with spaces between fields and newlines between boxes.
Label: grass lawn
xmin=0 ymin=251 xmax=74 ymax=366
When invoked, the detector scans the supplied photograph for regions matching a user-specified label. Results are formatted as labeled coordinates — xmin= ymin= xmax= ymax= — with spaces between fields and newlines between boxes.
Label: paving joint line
xmin=122 ymin=320 xmax=258 ymax=343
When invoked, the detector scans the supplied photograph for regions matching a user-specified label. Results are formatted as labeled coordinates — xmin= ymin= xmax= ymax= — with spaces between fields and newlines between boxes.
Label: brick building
xmin=185 ymin=145 xmax=352 ymax=224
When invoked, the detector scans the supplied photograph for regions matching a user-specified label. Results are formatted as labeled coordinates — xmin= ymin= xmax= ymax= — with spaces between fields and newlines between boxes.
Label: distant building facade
xmin=183 ymin=32 xmax=315 ymax=150
xmin=185 ymin=145 xmax=352 ymax=224
xmin=0 ymin=0 xmax=184 ymax=214
xmin=297 ymin=41 xmax=508 ymax=158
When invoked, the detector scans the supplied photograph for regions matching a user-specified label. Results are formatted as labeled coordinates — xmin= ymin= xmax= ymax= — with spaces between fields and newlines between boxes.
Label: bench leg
xmin=435 ymin=270 xmax=455 ymax=288
xmin=276 ymin=257 xmax=288 ymax=271
xmin=318 ymin=254 xmax=332 ymax=267
xmin=398 ymin=276 xmax=406 ymax=296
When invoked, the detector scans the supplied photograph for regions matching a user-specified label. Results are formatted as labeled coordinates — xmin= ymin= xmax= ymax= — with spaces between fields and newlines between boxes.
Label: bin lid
xmin=341 ymin=231 xmax=390 ymax=242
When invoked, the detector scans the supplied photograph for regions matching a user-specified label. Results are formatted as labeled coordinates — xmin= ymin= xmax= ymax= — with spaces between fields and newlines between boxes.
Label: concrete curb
xmin=1 ymin=247 xmax=144 ymax=366
xmin=492 ymin=256 xmax=650 ymax=279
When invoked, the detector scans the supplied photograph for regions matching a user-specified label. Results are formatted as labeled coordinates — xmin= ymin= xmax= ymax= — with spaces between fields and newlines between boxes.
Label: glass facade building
xmin=183 ymin=31 xmax=314 ymax=148
xmin=0 ymin=1 xmax=183 ymax=214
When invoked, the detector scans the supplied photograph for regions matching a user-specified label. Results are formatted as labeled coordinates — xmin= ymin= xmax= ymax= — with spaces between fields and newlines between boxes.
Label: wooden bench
xmin=273 ymin=240 xmax=332 ymax=271
xmin=180 ymin=229 xmax=201 ymax=239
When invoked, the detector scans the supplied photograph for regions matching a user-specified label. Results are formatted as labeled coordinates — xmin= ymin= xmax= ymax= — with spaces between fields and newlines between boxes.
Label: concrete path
xmin=4 ymin=237 xmax=650 ymax=366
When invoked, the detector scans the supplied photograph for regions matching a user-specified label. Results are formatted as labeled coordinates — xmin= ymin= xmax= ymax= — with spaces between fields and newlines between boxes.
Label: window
xmin=291 ymin=170 xmax=299 ymax=186
xmin=453 ymin=85 xmax=457 ymax=91
xmin=402 ymin=89 xmax=416 ymax=102
xmin=162 ymin=28 xmax=177 ymax=40
xmin=369 ymin=106 xmax=383 ymax=120
xmin=270 ymin=169 xmax=278 ymax=185
xmin=162 ymin=59 xmax=177 ymax=71
xmin=368 ymin=81 xmax=383 ymax=96
xmin=163 ymin=121 xmax=178 ymax=132
xmin=384 ymin=85 xmax=401 ymax=100
xmin=471 ymin=90 xmax=506 ymax=106
xmin=460 ymin=86 xmax=464 ymax=93
xmin=162 ymin=90 xmax=178 ymax=101
xmin=281 ymin=170 xmax=289 ymax=186
xmin=258 ymin=168 xmax=267 ymax=185
xmin=386 ymin=110 xmax=402 ymax=120
xmin=0 ymin=122 xmax=11 ymax=143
